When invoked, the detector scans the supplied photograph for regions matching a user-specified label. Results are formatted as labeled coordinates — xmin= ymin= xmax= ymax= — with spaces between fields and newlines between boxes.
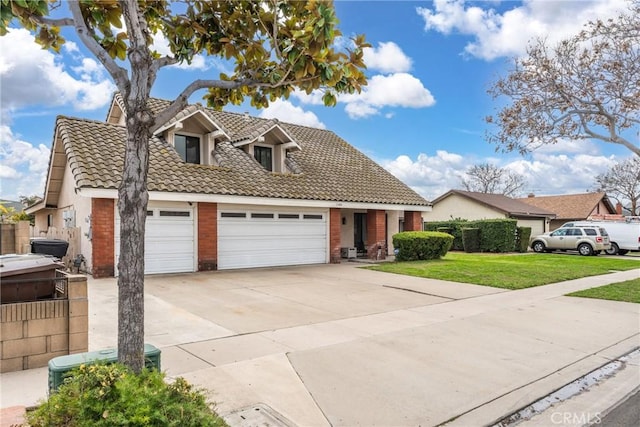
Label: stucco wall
xmin=426 ymin=194 xmax=504 ymax=222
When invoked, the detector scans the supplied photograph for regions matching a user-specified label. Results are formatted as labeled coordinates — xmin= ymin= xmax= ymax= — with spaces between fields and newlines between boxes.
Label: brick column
xmin=91 ymin=198 xmax=115 ymax=278
xmin=404 ymin=211 xmax=423 ymax=231
xmin=198 ymin=203 xmax=218 ymax=271
xmin=329 ymin=208 xmax=341 ymax=263
xmin=366 ymin=209 xmax=386 ymax=260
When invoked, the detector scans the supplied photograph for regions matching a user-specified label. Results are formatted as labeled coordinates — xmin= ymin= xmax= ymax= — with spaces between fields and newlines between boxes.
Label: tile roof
xmin=56 ymin=100 xmax=430 ymax=206
xmin=517 ymin=192 xmax=614 ymax=219
xmin=433 ymin=190 xmax=556 ymax=217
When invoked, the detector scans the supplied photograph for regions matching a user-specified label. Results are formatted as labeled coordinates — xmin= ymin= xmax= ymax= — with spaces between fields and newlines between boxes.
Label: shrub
xmin=461 ymin=228 xmax=480 ymax=253
xmin=515 ymin=227 xmax=532 ymax=252
xmin=27 ymin=363 xmax=227 ymax=427
xmin=393 ymin=231 xmax=454 ymax=261
xmin=474 ymin=219 xmax=517 ymax=252
xmin=424 ymin=220 xmax=467 ymax=250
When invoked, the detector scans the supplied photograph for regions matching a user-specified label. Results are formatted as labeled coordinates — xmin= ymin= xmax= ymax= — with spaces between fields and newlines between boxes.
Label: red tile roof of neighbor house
xmin=47 ymin=98 xmax=431 ymax=207
xmin=433 ymin=190 xmax=556 ymax=217
xmin=517 ymin=192 xmax=616 ymax=220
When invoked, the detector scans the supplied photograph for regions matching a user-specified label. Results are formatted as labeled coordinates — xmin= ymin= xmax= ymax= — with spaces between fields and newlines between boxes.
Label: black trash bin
xmin=31 ymin=239 xmax=69 ymax=259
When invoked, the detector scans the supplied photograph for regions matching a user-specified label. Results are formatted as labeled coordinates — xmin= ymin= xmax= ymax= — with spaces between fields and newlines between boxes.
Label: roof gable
xmin=434 ymin=190 xmax=555 ymax=217
xmin=517 ymin=192 xmax=615 ymax=219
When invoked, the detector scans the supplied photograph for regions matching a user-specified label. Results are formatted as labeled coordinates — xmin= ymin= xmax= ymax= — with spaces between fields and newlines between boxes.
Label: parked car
xmin=529 ymin=226 xmax=610 ymax=256
xmin=560 ymin=220 xmax=640 ymax=255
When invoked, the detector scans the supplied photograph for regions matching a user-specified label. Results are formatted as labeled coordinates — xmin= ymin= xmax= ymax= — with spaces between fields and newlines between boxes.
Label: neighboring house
xmin=427 ymin=189 xmax=555 ymax=236
xmin=27 ymin=94 xmax=430 ymax=277
xmin=518 ymin=192 xmax=619 ymax=230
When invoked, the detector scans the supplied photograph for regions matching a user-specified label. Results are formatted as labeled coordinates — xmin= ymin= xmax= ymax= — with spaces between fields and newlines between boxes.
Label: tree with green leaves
xmin=594 ymin=157 xmax=640 ymax=215
xmin=0 ymin=0 xmax=369 ymax=372
xmin=486 ymin=2 xmax=640 ymax=156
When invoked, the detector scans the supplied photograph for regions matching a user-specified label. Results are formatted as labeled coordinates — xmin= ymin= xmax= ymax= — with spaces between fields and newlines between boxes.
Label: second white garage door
xmin=218 ymin=210 xmax=327 ymax=269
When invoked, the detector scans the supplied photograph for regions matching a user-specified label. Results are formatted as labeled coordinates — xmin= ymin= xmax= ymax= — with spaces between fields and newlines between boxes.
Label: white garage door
xmin=115 ymin=206 xmax=195 ymax=275
xmin=218 ymin=210 xmax=327 ymax=269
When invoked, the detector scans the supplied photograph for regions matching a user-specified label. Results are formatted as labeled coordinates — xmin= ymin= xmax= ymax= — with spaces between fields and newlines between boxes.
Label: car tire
xmin=605 ymin=243 xmax=619 ymax=255
xmin=578 ymin=243 xmax=593 ymax=256
xmin=618 ymin=249 xmax=629 ymax=255
xmin=532 ymin=241 xmax=546 ymax=253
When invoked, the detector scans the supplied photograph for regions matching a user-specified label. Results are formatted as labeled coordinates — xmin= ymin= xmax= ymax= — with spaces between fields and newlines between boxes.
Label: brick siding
xmin=366 ymin=209 xmax=386 ymax=259
xmin=404 ymin=211 xmax=423 ymax=231
xmin=91 ymin=198 xmax=115 ymax=277
xmin=198 ymin=203 xmax=218 ymax=271
xmin=329 ymin=208 xmax=341 ymax=263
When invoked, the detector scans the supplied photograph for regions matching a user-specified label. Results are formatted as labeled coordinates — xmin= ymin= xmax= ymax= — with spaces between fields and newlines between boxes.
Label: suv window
xmin=566 ymin=228 xmax=582 ymax=236
xmin=598 ymin=228 xmax=609 ymax=236
xmin=551 ymin=229 xmax=568 ymax=237
xmin=583 ymin=229 xmax=597 ymax=236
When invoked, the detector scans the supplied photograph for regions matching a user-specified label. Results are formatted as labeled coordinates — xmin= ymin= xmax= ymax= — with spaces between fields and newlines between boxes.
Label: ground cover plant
xmin=368 ymin=253 xmax=640 ymax=290
xmin=27 ymin=363 xmax=227 ymax=427
xmin=567 ymin=278 xmax=640 ymax=304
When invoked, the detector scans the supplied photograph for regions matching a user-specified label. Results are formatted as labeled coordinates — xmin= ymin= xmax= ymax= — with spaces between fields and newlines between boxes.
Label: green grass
xmin=367 ymin=252 xmax=640 ymax=290
xmin=566 ymin=278 xmax=640 ymax=303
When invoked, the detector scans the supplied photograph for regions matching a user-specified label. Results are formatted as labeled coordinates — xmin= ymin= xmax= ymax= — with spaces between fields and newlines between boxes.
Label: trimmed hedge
xmin=515 ymin=227 xmax=532 ymax=252
xmin=425 ymin=219 xmax=518 ymax=253
xmin=462 ymin=228 xmax=480 ymax=253
xmin=424 ymin=221 xmax=467 ymax=250
xmin=393 ymin=231 xmax=454 ymax=261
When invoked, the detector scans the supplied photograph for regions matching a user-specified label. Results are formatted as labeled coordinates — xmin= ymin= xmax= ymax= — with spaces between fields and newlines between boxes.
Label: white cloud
xmin=0 ymin=125 xmax=50 ymax=200
xmin=151 ymin=32 xmax=211 ymax=71
xmin=381 ymin=145 xmax=621 ymax=201
xmin=0 ymin=28 xmax=115 ymax=112
xmin=341 ymin=73 xmax=436 ymax=118
xmin=363 ymin=41 xmax=412 ymax=73
xmin=259 ymin=99 xmax=326 ymax=129
xmin=417 ymin=0 xmax=629 ymax=60
xmin=382 ymin=150 xmax=466 ymax=200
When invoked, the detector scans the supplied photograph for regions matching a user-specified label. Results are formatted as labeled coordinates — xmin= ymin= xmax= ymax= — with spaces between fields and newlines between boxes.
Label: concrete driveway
xmin=3 ymin=262 xmax=638 ymax=426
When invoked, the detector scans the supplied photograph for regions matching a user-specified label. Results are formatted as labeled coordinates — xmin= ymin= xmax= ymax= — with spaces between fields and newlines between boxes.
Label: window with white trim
xmin=254 ymin=146 xmax=273 ymax=171
xmin=175 ymin=134 xmax=201 ymax=164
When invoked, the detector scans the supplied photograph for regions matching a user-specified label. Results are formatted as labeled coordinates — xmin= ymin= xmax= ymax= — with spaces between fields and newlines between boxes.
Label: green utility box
xmin=48 ymin=344 xmax=161 ymax=392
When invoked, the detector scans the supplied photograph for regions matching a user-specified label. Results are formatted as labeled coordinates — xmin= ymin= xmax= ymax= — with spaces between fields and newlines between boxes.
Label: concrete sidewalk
xmin=1 ymin=263 xmax=639 ymax=426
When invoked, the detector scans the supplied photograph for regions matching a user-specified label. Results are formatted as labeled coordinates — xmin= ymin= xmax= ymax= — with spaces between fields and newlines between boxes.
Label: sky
xmin=0 ymin=0 xmax=637 ymax=204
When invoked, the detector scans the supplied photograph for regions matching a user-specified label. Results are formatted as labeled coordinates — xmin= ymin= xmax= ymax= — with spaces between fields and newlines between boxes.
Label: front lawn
xmin=566 ymin=278 xmax=640 ymax=303
xmin=367 ymin=253 xmax=640 ymax=290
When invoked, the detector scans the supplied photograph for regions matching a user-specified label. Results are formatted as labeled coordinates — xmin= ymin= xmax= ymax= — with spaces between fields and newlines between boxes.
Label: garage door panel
xmin=115 ymin=206 xmax=195 ymax=275
xmin=218 ymin=211 xmax=327 ymax=270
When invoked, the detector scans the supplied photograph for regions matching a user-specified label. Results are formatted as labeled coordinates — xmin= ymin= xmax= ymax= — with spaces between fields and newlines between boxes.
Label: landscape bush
xmin=461 ymin=228 xmax=480 ymax=252
xmin=424 ymin=220 xmax=467 ymax=250
xmin=26 ymin=363 xmax=227 ymax=427
xmin=425 ymin=219 xmax=518 ymax=253
xmin=515 ymin=227 xmax=532 ymax=252
xmin=393 ymin=231 xmax=454 ymax=261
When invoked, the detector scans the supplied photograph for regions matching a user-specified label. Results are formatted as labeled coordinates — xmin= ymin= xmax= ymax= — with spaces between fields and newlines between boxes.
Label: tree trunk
xmin=117 ymin=107 xmax=151 ymax=373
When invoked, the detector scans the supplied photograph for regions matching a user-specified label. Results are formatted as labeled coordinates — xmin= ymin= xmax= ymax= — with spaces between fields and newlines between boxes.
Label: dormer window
xmin=175 ymin=134 xmax=200 ymax=164
xmin=254 ymin=146 xmax=273 ymax=171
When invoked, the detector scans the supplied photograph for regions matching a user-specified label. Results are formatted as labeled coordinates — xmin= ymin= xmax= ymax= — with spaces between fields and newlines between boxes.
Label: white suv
xmin=529 ymin=226 xmax=610 ymax=256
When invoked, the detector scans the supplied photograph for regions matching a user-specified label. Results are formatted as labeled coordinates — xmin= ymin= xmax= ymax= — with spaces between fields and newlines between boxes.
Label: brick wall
xmin=0 ymin=273 xmax=88 ymax=373
xmin=91 ymin=198 xmax=115 ymax=277
xmin=366 ymin=209 xmax=386 ymax=260
xmin=404 ymin=211 xmax=423 ymax=231
xmin=329 ymin=208 xmax=341 ymax=263
xmin=198 ymin=203 xmax=218 ymax=271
